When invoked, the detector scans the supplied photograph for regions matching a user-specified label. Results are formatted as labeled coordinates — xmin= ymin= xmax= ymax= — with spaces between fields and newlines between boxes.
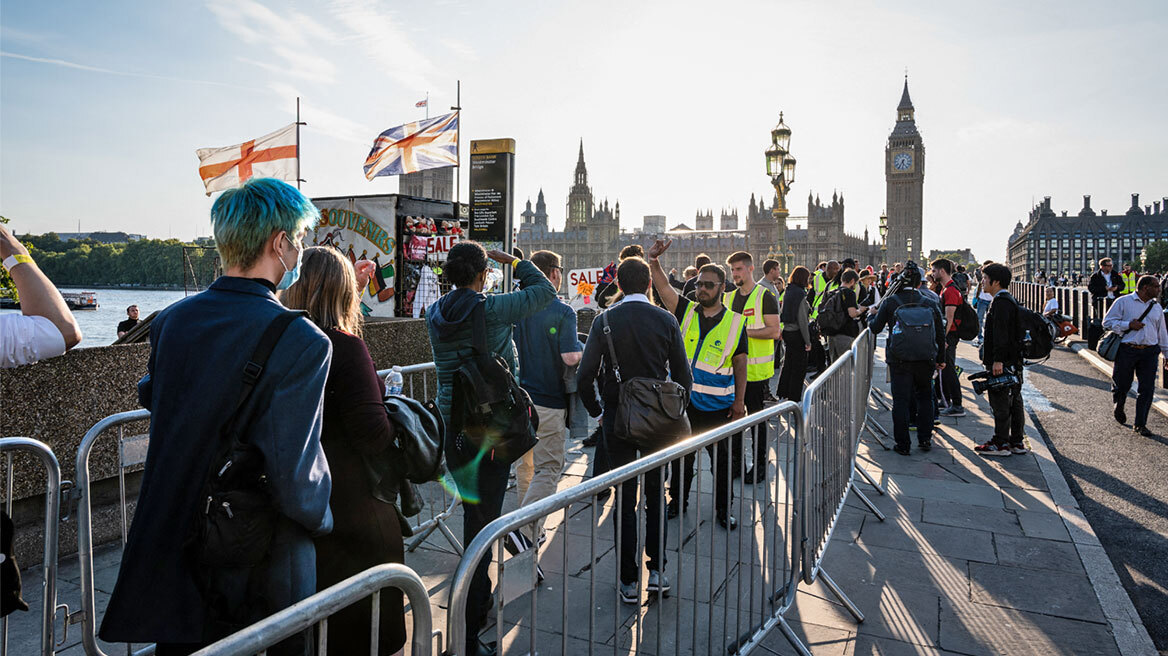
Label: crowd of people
xmin=6 ymin=177 xmax=1161 ymax=655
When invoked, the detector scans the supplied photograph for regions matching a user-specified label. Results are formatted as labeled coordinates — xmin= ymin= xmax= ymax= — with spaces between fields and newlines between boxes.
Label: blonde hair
xmin=280 ymin=246 xmax=362 ymax=338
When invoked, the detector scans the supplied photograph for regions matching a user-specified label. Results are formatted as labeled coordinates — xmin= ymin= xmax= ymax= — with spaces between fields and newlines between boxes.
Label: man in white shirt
xmin=1 ymin=224 xmax=82 ymax=368
xmin=1103 ymin=274 xmax=1168 ymax=436
xmin=975 ymin=259 xmax=995 ymax=347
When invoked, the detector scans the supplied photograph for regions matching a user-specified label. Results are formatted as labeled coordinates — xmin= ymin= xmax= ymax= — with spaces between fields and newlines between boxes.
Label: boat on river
xmin=61 ymin=291 xmax=99 ymax=310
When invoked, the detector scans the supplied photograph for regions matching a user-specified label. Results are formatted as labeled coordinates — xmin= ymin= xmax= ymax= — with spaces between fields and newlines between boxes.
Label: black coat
xmin=983 ymin=292 xmax=1022 ymax=366
xmin=1088 ymin=270 xmax=1116 ymax=299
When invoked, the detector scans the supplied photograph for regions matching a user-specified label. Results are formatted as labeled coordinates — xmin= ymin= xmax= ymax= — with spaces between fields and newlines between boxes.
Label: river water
xmin=0 ymin=288 xmax=189 ymax=348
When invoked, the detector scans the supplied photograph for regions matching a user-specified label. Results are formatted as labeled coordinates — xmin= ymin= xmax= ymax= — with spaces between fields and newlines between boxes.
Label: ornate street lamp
xmin=879 ymin=212 xmax=888 ymax=259
xmin=766 ymin=112 xmax=796 ymax=273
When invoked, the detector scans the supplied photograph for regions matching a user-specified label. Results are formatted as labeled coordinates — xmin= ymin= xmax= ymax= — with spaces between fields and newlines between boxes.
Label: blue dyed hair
xmin=211 ymin=178 xmax=319 ymax=269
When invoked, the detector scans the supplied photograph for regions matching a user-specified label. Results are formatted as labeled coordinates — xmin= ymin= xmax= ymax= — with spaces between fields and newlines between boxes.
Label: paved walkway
xmin=7 ymin=342 xmax=1156 ymax=655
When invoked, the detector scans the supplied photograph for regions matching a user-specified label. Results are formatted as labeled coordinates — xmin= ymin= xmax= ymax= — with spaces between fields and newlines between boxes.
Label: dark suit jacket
xmin=983 ymin=291 xmax=1023 ymax=366
xmin=101 ymin=277 xmax=333 ymax=644
xmin=577 ymin=299 xmax=692 ymax=417
xmin=1088 ymin=270 xmax=1114 ymax=299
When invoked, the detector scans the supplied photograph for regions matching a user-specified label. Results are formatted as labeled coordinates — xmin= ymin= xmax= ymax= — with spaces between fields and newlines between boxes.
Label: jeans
xmin=988 ymin=374 xmax=1026 ymax=446
xmin=743 ymin=380 xmax=767 ymax=472
xmin=777 ymin=330 xmax=808 ymax=401
xmin=975 ymin=299 xmax=988 ymax=342
xmin=1112 ymin=344 xmax=1160 ymax=428
xmin=445 ymin=433 xmax=512 ymax=651
xmin=603 ymin=410 xmax=668 ymax=585
xmin=940 ymin=334 xmax=962 ymax=408
xmin=670 ymin=406 xmax=734 ymax=517
xmin=889 ymin=361 xmax=935 ymax=448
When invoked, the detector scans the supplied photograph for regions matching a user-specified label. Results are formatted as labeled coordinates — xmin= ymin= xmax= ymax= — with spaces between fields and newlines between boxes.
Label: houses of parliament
xmin=516 ymin=80 xmax=925 ymax=273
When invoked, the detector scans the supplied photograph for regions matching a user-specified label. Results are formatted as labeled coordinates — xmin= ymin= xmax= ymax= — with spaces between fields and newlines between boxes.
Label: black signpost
xmin=469 ymin=138 xmax=515 ymax=289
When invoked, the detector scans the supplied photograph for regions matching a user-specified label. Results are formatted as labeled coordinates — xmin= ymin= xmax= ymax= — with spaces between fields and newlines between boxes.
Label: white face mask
xmin=276 ymin=233 xmax=303 ymax=290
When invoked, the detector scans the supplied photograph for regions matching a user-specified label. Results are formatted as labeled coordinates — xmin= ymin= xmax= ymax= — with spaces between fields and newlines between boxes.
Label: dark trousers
xmin=777 ymin=330 xmax=808 ymax=402
xmin=809 ymin=329 xmax=828 ymax=375
xmin=889 ymin=361 xmax=935 ymax=448
xmin=670 ymin=406 xmax=734 ymax=517
xmin=603 ymin=410 xmax=668 ymax=585
xmin=988 ymin=375 xmax=1025 ymax=446
xmin=1112 ymin=344 xmax=1159 ymax=428
xmin=941 ymin=334 xmax=962 ymax=407
xmin=445 ymin=435 xmax=511 ymax=651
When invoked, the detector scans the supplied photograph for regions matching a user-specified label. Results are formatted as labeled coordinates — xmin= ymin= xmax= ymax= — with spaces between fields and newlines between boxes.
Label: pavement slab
xmin=992 ymin=533 xmax=1085 ymax=573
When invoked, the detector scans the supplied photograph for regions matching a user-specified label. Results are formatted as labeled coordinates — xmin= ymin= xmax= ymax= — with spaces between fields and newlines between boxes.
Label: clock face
xmin=893 ymin=152 xmax=913 ymax=171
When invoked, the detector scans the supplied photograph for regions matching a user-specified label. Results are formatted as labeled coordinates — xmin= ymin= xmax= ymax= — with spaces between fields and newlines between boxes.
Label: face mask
xmin=276 ymin=233 xmax=303 ymax=291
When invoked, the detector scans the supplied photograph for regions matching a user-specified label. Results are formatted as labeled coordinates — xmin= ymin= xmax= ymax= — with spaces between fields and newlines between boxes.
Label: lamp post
xmin=878 ymin=212 xmax=888 ymax=262
xmin=766 ymin=112 xmax=796 ymax=274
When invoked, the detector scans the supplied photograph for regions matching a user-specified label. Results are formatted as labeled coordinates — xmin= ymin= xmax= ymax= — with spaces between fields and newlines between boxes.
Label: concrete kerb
xmin=1024 ymin=403 xmax=1157 ymax=655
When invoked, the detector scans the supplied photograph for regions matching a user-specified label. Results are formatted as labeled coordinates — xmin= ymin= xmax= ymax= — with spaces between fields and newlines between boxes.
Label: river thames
xmin=0 ymin=288 xmax=188 ymax=348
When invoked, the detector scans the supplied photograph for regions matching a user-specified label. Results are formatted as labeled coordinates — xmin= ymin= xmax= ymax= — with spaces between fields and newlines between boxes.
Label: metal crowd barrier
xmin=375 ymin=362 xmax=464 ymax=555
xmin=74 ymin=409 xmax=153 ymax=656
xmin=1010 ymin=281 xmax=1102 ymax=331
xmin=847 ymin=330 xmax=888 ymax=518
xmin=191 ymin=563 xmax=433 ymax=656
xmin=446 ymin=401 xmax=808 ymax=655
xmin=1 ymin=438 xmax=62 ymax=656
xmin=800 ymin=338 xmax=867 ymax=626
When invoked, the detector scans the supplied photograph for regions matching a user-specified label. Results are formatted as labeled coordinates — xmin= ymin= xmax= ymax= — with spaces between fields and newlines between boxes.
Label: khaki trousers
xmin=515 ymin=405 xmax=567 ymax=540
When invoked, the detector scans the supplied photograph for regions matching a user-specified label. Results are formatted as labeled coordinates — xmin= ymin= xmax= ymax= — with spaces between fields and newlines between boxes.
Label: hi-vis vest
xmin=811 ymin=272 xmax=839 ymax=321
xmin=724 ymin=285 xmax=776 ymax=382
xmin=1121 ymin=271 xmax=1137 ymax=294
xmin=680 ymin=303 xmax=745 ymax=412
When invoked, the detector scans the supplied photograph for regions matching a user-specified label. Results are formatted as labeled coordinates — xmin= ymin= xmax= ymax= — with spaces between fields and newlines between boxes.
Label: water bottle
xmin=387 ymin=366 xmax=404 ymax=397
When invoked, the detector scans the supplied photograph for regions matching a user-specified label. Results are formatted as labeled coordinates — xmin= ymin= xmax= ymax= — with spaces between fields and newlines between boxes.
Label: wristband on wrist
xmin=2 ymin=254 xmax=32 ymax=272
xmin=510 ymin=257 xmax=521 ymax=267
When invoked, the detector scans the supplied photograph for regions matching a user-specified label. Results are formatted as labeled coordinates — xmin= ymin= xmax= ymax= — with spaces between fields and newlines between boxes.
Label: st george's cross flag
xmin=363 ymin=111 xmax=458 ymax=180
xmin=196 ymin=123 xmax=298 ymax=196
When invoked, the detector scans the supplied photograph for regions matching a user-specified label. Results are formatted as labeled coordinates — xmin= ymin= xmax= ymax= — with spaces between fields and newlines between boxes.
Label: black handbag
xmin=190 ymin=310 xmax=307 ymax=570
xmin=599 ymin=312 xmax=690 ymax=451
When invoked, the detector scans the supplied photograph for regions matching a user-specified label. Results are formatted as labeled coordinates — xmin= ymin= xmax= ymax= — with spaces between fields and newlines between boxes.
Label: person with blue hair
xmin=101 ymin=178 xmax=334 ymax=655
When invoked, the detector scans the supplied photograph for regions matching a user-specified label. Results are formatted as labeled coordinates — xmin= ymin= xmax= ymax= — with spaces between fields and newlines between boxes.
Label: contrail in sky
xmin=1 ymin=51 xmax=256 ymax=90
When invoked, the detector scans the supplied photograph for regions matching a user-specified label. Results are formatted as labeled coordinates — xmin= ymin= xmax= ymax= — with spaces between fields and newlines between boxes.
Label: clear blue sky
xmin=2 ymin=0 xmax=1165 ymax=262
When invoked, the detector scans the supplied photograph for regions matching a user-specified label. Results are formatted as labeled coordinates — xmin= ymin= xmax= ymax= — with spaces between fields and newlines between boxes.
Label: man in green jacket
xmin=426 ymin=240 xmax=555 ymax=656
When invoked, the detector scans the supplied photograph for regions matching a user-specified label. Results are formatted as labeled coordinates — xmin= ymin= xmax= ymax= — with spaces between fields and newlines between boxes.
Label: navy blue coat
xmin=100 ymin=277 xmax=334 ymax=644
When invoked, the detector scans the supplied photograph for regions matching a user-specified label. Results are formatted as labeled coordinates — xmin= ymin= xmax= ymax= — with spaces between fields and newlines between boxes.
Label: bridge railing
xmin=1010 ymin=281 xmax=1113 ymax=333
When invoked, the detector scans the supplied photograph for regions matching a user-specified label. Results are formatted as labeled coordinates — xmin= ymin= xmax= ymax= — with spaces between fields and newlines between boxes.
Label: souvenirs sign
xmin=311 ymin=196 xmax=398 ymax=317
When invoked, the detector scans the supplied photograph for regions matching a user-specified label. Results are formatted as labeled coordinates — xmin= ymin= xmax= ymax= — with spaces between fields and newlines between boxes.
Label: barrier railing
xmin=191 ymin=563 xmax=433 ymax=656
xmin=74 ymin=408 xmax=153 ymax=656
xmin=375 ymin=362 xmax=463 ymax=555
xmin=847 ymin=330 xmax=888 ymax=518
xmin=445 ymin=401 xmax=808 ymax=655
xmin=1010 ymin=281 xmax=1103 ymax=331
xmin=1 ymin=438 xmax=62 ymax=656
xmin=800 ymin=337 xmax=866 ymax=624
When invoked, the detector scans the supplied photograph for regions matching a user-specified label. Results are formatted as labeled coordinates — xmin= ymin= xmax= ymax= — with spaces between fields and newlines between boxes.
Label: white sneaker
xmin=647 ymin=570 xmax=671 ymax=597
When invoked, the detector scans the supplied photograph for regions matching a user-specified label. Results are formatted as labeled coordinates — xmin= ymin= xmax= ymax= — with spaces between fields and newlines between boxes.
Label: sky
xmin=1 ymin=0 xmax=1165 ymax=262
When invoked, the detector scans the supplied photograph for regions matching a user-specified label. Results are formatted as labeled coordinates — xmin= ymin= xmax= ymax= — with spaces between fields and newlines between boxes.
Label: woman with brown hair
xmin=281 ymin=246 xmax=406 ymax=655
xmin=776 ymin=266 xmax=813 ymax=401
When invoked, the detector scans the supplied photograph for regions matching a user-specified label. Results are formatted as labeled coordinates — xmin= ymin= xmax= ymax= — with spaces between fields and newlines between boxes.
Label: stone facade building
xmin=516 ymin=140 xmax=881 ymax=274
xmin=1007 ymin=194 xmax=1168 ymax=281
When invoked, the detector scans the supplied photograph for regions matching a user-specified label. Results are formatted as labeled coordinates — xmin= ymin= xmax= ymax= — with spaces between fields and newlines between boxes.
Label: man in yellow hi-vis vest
xmin=648 ymin=238 xmax=748 ymax=531
xmin=1121 ymin=263 xmax=1138 ymax=294
xmin=724 ymin=251 xmax=781 ymax=483
xmin=809 ymin=260 xmax=841 ymax=376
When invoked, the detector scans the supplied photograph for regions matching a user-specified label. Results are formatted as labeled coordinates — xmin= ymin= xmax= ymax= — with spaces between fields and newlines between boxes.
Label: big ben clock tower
xmin=885 ymin=76 xmax=924 ymax=264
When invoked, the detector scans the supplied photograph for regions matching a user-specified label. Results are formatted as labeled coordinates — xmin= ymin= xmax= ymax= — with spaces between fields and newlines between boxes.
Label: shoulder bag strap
xmin=600 ymin=311 xmax=622 ymax=383
xmin=1122 ymin=301 xmax=1156 ymax=334
xmin=225 ymin=309 xmax=309 ymax=439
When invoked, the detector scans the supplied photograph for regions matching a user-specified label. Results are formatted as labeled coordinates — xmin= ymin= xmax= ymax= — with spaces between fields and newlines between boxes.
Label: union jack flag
xmin=415 ymin=98 xmax=428 ymax=108
xmin=363 ymin=112 xmax=458 ymax=180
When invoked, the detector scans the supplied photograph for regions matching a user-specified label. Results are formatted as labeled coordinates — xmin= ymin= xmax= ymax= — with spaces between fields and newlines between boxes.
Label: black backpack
xmin=888 ymin=292 xmax=939 ymax=362
xmin=816 ymin=288 xmax=849 ymax=336
xmin=1018 ymin=305 xmax=1056 ymax=363
xmin=954 ymin=299 xmax=980 ymax=341
xmin=451 ymin=301 xmax=538 ymax=464
xmin=953 ymin=272 xmax=970 ymax=293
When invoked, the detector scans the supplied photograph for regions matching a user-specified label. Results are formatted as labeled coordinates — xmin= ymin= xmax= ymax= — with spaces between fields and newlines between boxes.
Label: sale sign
xmin=566 ymin=268 xmax=605 ymax=310
xmin=426 ymin=235 xmax=459 ymax=261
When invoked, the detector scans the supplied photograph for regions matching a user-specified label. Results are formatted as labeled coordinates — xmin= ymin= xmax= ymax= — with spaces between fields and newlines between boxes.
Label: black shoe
xmin=1114 ymin=406 xmax=1127 ymax=425
xmin=582 ymin=427 xmax=601 ymax=447
xmin=1134 ymin=425 xmax=1153 ymax=437
xmin=894 ymin=444 xmax=912 ymax=456
xmin=717 ymin=514 xmax=738 ymax=530
xmin=666 ymin=501 xmax=683 ymax=519
xmin=918 ymin=440 xmax=932 ymax=451
xmin=742 ymin=466 xmax=764 ymax=483
xmin=595 ymin=488 xmax=611 ymax=503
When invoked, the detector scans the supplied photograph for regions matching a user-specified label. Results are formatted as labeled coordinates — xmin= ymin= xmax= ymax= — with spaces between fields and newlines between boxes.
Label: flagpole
xmin=425 ymin=91 xmax=429 ymax=120
xmin=295 ymin=97 xmax=307 ymax=189
xmin=452 ymin=80 xmax=461 ymax=210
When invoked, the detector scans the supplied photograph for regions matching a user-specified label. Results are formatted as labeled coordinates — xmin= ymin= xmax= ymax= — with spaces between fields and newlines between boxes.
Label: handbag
xmin=599 ymin=312 xmax=691 ymax=451
xmin=1098 ymin=302 xmax=1154 ymax=362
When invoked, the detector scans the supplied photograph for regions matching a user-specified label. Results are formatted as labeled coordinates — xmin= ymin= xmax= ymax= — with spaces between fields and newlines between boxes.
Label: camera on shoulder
xmin=967 ymin=369 xmax=1020 ymax=395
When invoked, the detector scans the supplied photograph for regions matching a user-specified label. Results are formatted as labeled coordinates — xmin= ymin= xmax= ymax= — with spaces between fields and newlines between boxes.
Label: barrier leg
xmin=854 ymin=464 xmax=886 ymax=495
xmin=848 ymin=481 xmax=886 ymax=521
xmin=818 ymin=569 xmax=865 ymax=623
xmin=775 ymin=617 xmax=814 ymax=656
